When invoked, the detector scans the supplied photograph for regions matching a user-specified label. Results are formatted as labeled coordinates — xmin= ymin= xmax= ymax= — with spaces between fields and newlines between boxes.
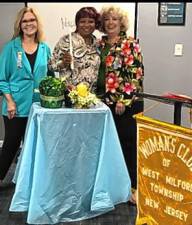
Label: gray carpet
xmin=0 ymin=158 xmax=137 ymax=225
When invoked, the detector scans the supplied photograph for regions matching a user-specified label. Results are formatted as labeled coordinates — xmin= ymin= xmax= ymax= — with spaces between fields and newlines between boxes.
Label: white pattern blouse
xmin=48 ymin=32 xmax=100 ymax=92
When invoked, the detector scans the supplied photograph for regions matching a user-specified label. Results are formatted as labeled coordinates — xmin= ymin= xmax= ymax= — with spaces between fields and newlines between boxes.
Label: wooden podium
xmin=134 ymin=92 xmax=192 ymax=225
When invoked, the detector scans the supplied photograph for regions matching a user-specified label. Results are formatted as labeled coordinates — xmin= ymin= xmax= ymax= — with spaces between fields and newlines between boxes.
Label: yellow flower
xmin=76 ymin=83 xmax=88 ymax=97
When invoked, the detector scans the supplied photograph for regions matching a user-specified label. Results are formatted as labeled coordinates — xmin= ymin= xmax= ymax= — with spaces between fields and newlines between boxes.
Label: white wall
xmin=28 ymin=3 xmax=136 ymax=50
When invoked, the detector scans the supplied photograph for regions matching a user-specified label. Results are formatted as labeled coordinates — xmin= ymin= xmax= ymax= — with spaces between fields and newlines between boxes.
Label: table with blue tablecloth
xmin=9 ymin=102 xmax=131 ymax=224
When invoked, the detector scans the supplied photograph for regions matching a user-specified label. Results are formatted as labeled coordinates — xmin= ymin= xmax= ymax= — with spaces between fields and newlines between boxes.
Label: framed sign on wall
xmin=158 ymin=2 xmax=186 ymax=26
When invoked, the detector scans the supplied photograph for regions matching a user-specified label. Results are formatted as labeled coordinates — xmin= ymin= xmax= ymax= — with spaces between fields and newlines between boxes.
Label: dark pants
xmin=109 ymin=101 xmax=143 ymax=189
xmin=0 ymin=116 xmax=28 ymax=180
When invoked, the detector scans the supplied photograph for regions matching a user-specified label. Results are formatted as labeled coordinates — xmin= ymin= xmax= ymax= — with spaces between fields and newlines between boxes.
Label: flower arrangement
xmin=68 ymin=83 xmax=99 ymax=109
xmin=98 ymin=31 xmax=144 ymax=106
xmin=39 ymin=76 xmax=66 ymax=108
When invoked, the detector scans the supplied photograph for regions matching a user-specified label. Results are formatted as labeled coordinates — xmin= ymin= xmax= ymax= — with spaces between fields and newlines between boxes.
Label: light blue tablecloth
xmin=9 ymin=102 xmax=131 ymax=224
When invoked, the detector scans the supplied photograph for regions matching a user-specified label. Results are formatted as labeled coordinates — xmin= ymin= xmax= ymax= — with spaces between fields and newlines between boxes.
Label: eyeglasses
xmin=21 ymin=18 xmax=37 ymax=24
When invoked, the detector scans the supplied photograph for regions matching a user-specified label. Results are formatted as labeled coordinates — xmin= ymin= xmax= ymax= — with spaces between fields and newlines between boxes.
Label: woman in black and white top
xmin=49 ymin=7 xmax=101 ymax=92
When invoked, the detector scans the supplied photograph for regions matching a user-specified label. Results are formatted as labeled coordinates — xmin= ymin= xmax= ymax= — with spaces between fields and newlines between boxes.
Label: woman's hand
xmin=59 ymin=52 xmax=72 ymax=68
xmin=4 ymin=94 xmax=16 ymax=119
xmin=7 ymin=100 xmax=16 ymax=119
xmin=115 ymin=101 xmax=125 ymax=115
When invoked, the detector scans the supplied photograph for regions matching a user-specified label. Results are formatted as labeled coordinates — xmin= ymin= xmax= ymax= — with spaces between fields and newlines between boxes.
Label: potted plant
xmin=39 ymin=76 xmax=66 ymax=108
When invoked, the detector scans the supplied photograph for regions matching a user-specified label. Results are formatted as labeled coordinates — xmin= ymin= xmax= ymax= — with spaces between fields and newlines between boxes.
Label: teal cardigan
xmin=0 ymin=37 xmax=51 ymax=117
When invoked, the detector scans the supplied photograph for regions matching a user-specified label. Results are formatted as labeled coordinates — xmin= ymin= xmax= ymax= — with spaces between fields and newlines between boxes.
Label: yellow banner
xmin=135 ymin=114 xmax=192 ymax=225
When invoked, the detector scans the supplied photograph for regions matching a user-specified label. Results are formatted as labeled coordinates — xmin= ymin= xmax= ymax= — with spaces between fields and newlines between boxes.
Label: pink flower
xmin=133 ymin=43 xmax=140 ymax=53
xmin=136 ymin=67 xmax=143 ymax=79
xmin=106 ymin=72 xmax=119 ymax=93
xmin=124 ymin=54 xmax=134 ymax=65
xmin=123 ymin=82 xmax=136 ymax=94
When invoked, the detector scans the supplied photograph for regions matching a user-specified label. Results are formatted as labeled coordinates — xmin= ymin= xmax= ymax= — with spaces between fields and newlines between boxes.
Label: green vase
xmin=40 ymin=95 xmax=64 ymax=108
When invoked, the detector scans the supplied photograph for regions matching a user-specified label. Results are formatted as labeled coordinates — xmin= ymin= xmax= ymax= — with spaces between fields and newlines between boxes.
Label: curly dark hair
xmin=75 ymin=7 xmax=101 ymax=30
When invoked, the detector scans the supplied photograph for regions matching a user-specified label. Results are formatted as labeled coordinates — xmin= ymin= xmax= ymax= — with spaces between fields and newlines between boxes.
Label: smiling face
xmin=76 ymin=17 xmax=96 ymax=38
xmin=20 ymin=11 xmax=38 ymax=38
xmin=103 ymin=12 xmax=121 ymax=37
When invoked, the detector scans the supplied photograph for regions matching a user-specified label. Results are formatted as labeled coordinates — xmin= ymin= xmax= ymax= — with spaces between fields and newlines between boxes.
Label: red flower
xmin=106 ymin=55 xmax=115 ymax=67
xmin=106 ymin=72 xmax=119 ymax=93
xmin=124 ymin=54 xmax=134 ymax=65
xmin=121 ymin=41 xmax=131 ymax=56
xmin=123 ymin=82 xmax=136 ymax=94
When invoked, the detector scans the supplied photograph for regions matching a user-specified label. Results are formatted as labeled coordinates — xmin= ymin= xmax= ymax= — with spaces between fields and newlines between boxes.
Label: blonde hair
xmin=13 ymin=7 xmax=45 ymax=42
xmin=100 ymin=6 xmax=129 ymax=33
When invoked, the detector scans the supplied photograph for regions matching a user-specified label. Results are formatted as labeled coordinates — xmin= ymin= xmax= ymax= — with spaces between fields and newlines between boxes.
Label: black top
xmin=25 ymin=47 xmax=38 ymax=73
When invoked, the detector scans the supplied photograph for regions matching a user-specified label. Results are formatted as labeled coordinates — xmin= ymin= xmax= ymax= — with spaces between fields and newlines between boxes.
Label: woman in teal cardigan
xmin=0 ymin=7 xmax=51 ymax=185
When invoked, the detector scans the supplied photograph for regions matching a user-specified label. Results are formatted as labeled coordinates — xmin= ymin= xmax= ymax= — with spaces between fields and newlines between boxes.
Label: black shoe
xmin=127 ymin=201 xmax=136 ymax=207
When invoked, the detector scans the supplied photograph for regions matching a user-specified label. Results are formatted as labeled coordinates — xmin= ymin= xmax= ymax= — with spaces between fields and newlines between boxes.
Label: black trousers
xmin=109 ymin=101 xmax=143 ymax=189
xmin=0 ymin=116 xmax=28 ymax=180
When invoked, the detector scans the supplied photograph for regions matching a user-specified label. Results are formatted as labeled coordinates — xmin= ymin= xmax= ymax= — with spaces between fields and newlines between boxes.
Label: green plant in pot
xmin=39 ymin=76 xmax=66 ymax=108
